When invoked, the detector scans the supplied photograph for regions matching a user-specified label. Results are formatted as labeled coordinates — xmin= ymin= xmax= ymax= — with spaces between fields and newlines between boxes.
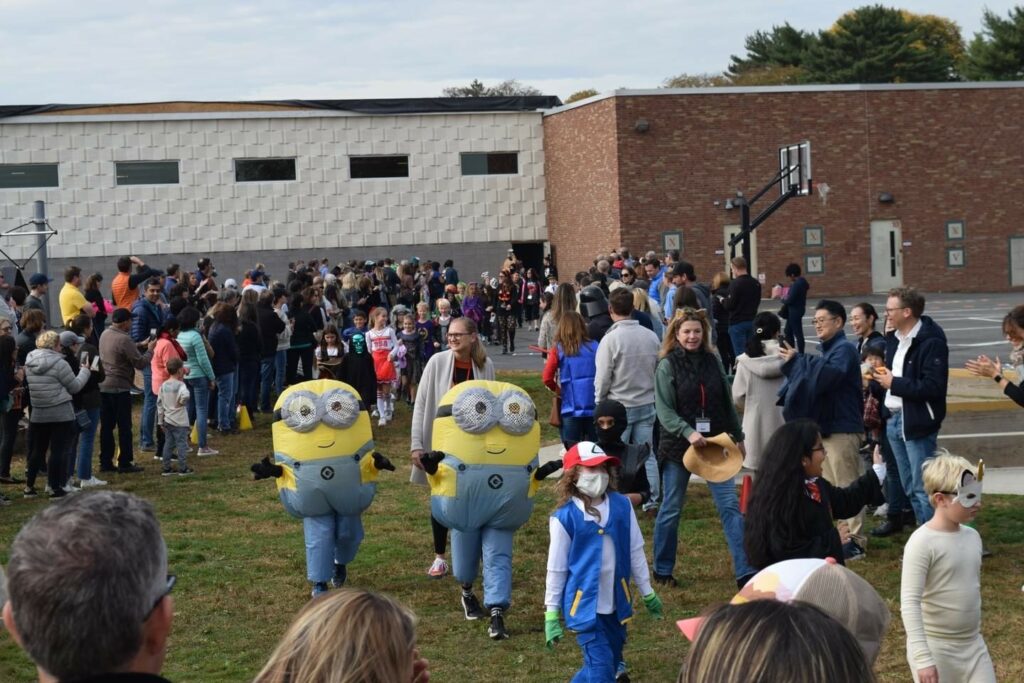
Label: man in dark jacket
xmin=99 ymin=308 xmax=156 ymax=473
xmin=874 ymin=287 xmax=948 ymax=525
xmin=256 ymin=290 xmax=286 ymax=413
xmin=131 ymin=278 xmax=167 ymax=452
xmin=723 ymin=256 xmax=761 ymax=354
xmin=781 ymin=263 xmax=809 ymax=353
xmin=779 ymin=299 xmax=868 ymax=560
xmin=579 ymin=285 xmax=612 ymax=342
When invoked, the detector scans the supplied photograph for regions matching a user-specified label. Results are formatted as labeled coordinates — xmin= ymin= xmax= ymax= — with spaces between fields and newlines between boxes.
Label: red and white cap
xmin=562 ymin=441 xmax=620 ymax=470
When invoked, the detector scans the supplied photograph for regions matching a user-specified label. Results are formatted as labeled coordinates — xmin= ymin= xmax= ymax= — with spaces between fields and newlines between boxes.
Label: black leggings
xmin=431 ymin=514 xmax=448 ymax=555
xmin=26 ymin=420 xmax=75 ymax=492
xmin=287 ymin=346 xmax=316 ymax=385
xmin=498 ymin=314 xmax=516 ymax=351
xmin=0 ymin=408 xmax=25 ymax=478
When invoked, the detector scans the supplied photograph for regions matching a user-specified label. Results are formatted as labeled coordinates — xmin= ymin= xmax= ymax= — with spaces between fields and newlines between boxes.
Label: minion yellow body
xmin=428 ymin=380 xmax=540 ymax=612
xmin=270 ymin=379 xmax=388 ymax=589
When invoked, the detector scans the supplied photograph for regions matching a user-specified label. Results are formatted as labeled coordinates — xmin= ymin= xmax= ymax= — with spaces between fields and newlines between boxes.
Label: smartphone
xmin=80 ymin=351 xmax=89 ymax=365
xmin=149 ymin=328 xmax=157 ymax=340
xmin=90 ymin=356 xmax=101 ymax=371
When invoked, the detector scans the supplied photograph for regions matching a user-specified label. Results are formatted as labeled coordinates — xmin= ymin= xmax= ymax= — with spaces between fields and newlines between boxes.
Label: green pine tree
xmin=963 ymin=7 xmax=1024 ymax=80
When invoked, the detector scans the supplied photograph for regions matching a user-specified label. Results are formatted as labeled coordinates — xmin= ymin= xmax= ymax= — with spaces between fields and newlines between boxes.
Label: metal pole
xmin=740 ymin=201 xmax=752 ymax=269
xmin=31 ymin=200 xmax=51 ymax=326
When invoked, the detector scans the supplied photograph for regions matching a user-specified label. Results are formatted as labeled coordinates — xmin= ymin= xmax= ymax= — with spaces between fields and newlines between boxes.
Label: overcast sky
xmin=0 ymin=0 xmax=1017 ymax=104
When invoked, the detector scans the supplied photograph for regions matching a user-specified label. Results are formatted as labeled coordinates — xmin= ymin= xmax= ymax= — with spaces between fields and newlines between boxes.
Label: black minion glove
xmin=534 ymin=459 xmax=563 ymax=481
xmin=251 ymin=456 xmax=283 ymax=480
xmin=372 ymin=452 xmax=396 ymax=471
xmin=420 ymin=450 xmax=445 ymax=475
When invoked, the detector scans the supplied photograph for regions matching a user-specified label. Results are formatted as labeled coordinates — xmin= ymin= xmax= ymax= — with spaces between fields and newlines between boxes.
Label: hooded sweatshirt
xmin=732 ymin=341 xmax=786 ymax=469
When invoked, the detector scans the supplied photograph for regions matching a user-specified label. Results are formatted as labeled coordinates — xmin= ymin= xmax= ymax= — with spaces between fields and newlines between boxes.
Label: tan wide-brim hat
xmin=683 ymin=433 xmax=743 ymax=483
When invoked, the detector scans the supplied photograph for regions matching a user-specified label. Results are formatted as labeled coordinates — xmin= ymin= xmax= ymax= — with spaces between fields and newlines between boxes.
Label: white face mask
xmin=576 ymin=470 xmax=609 ymax=498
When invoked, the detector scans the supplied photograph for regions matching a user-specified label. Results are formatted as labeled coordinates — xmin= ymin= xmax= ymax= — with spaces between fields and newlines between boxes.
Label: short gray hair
xmin=7 ymin=491 xmax=167 ymax=680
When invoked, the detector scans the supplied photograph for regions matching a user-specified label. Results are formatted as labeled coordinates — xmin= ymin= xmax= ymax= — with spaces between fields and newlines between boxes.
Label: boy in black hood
xmin=594 ymin=399 xmax=651 ymax=508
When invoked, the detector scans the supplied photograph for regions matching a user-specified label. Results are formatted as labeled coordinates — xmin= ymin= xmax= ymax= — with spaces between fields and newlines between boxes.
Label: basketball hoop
xmin=817 ymin=182 xmax=831 ymax=208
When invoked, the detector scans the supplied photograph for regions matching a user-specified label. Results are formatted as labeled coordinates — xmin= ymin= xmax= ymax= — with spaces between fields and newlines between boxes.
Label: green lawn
xmin=1 ymin=371 xmax=1021 ymax=682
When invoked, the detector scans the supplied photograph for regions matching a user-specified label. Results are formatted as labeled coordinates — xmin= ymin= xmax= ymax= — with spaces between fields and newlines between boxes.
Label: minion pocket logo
xmin=488 ymin=474 xmax=504 ymax=490
xmin=321 ymin=466 xmax=335 ymax=481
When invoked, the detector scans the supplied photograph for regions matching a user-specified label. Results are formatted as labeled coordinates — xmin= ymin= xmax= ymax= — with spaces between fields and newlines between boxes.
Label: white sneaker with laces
xmin=874 ymin=503 xmax=889 ymax=517
xmin=197 ymin=447 xmax=219 ymax=457
xmin=79 ymin=477 xmax=108 ymax=488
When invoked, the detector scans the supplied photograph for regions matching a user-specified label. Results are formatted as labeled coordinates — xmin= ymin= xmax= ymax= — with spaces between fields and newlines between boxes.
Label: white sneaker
xmin=197 ymin=447 xmax=219 ymax=457
xmin=79 ymin=477 xmax=108 ymax=488
xmin=378 ymin=416 xmax=388 ymax=427
xmin=44 ymin=485 xmax=53 ymax=495
xmin=371 ymin=407 xmax=380 ymax=418
xmin=874 ymin=503 xmax=889 ymax=517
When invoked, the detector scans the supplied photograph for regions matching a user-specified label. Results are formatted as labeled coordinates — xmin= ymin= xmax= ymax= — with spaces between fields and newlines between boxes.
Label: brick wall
xmin=545 ymin=85 xmax=1024 ymax=295
xmin=543 ymin=98 xmax=620 ymax=280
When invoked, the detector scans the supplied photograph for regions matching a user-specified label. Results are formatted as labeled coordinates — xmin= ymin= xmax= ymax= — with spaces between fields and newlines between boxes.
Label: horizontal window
xmin=115 ymin=161 xmax=179 ymax=186
xmin=350 ymin=155 xmax=408 ymax=179
xmin=235 ymin=158 xmax=296 ymax=182
xmin=0 ymin=163 xmax=58 ymax=189
xmin=461 ymin=152 xmax=518 ymax=176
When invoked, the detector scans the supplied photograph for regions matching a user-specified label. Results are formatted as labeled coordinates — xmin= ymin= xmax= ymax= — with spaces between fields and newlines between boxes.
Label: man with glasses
xmin=3 ymin=490 xmax=175 ymax=682
xmin=873 ymin=287 xmax=948 ymax=525
xmin=779 ymin=299 xmax=867 ymax=560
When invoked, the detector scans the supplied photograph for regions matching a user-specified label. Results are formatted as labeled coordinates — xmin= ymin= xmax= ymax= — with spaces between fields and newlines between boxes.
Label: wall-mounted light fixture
xmin=878 ymin=192 xmax=895 ymax=203
xmin=634 ymin=118 xmax=650 ymax=133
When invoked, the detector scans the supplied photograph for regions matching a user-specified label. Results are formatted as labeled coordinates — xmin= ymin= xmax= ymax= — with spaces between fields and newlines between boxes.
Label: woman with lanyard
xmin=410 ymin=316 xmax=495 ymax=578
xmin=651 ymin=308 xmax=757 ymax=589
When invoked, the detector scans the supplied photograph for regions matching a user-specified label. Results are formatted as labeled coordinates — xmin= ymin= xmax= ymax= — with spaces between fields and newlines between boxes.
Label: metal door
xmin=723 ymin=225 xmax=757 ymax=278
xmin=1010 ymin=237 xmax=1024 ymax=287
xmin=870 ymin=220 xmax=903 ymax=292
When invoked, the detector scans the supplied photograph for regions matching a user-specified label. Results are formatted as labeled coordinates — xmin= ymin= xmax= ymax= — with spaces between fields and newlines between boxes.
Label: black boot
xmin=871 ymin=515 xmax=904 ymax=537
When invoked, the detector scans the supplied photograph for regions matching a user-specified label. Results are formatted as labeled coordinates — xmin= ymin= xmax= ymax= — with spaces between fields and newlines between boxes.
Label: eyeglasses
xmin=811 ymin=444 xmax=827 ymax=455
xmin=144 ymin=574 xmax=177 ymax=622
xmin=812 ymin=316 xmax=837 ymax=326
xmin=884 ymin=306 xmax=908 ymax=314
xmin=447 ymin=333 xmax=470 ymax=340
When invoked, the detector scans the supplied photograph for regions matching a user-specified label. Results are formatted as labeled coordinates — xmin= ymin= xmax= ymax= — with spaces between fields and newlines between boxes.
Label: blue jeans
xmin=886 ymin=411 xmax=937 ymax=524
xmin=621 ymin=403 xmax=659 ymax=508
xmin=728 ymin=321 xmax=754 ymax=359
xmin=186 ymin=378 xmax=210 ymax=448
xmin=75 ymin=407 xmax=101 ymax=480
xmin=879 ymin=426 xmax=912 ymax=515
xmin=653 ymin=459 xmax=755 ymax=580
xmin=561 ymin=415 xmax=596 ymax=449
xmin=140 ymin=366 xmax=156 ymax=448
xmin=259 ymin=357 xmax=276 ymax=412
xmin=216 ymin=372 xmax=237 ymax=431
xmin=275 ymin=349 xmax=287 ymax=396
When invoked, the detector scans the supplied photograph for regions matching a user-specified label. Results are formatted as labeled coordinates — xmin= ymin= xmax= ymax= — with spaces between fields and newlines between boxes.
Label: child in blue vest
xmin=545 ymin=441 xmax=662 ymax=682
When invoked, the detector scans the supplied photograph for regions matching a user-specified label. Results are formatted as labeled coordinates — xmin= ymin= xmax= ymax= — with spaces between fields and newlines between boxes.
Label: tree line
xmin=442 ymin=5 xmax=1024 ymax=101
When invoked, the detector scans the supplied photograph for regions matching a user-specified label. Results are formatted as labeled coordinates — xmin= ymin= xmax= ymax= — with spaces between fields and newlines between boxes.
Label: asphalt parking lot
xmin=488 ymin=291 xmax=1022 ymax=372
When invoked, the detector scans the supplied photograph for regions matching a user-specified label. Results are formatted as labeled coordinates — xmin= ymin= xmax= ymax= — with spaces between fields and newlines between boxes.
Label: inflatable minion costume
xmin=252 ymin=379 xmax=395 ymax=597
xmin=420 ymin=380 xmax=561 ymax=640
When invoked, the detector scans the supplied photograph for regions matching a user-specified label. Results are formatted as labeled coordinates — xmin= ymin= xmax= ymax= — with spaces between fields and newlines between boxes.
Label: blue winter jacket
xmin=558 ymin=341 xmax=598 ymax=417
xmin=779 ymin=330 xmax=862 ymax=436
xmin=883 ymin=316 xmax=948 ymax=440
xmin=647 ymin=268 xmax=665 ymax=305
xmin=130 ymin=298 xmax=166 ymax=343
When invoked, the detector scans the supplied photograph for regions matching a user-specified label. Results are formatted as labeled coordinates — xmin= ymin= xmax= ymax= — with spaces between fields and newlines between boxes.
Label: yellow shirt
xmin=59 ymin=283 xmax=89 ymax=327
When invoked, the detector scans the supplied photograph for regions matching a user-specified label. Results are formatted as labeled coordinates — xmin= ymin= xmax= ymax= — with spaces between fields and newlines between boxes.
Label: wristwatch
xmin=994 ymin=374 xmax=1003 ymax=383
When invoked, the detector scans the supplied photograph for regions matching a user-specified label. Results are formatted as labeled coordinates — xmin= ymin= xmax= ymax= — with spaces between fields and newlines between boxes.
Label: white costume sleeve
xmin=545 ymin=516 xmax=571 ymax=612
xmin=628 ymin=503 xmax=653 ymax=596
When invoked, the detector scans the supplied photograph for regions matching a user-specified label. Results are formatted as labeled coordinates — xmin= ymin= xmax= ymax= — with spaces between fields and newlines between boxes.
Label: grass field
xmin=1 ymin=370 xmax=1022 ymax=682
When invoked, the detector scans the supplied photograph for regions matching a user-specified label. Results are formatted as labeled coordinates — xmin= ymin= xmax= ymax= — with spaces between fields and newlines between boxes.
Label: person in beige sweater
xmin=731 ymin=313 xmax=786 ymax=470
xmin=901 ymin=452 xmax=995 ymax=683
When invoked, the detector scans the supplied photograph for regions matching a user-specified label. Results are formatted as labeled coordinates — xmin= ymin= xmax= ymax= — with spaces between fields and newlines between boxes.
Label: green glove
xmin=643 ymin=592 xmax=663 ymax=619
xmin=545 ymin=610 xmax=564 ymax=649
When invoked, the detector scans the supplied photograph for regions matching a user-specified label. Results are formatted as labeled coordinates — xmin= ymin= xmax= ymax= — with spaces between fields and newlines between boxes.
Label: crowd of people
xmin=0 ymin=244 xmax=1016 ymax=682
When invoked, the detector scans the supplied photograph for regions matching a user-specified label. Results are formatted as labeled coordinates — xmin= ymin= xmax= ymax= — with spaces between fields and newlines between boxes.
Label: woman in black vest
xmin=651 ymin=308 xmax=757 ymax=588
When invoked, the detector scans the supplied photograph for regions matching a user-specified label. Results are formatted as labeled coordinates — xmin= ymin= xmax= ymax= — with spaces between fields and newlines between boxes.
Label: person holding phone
xmin=130 ymin=278 xmax=168 ymax=454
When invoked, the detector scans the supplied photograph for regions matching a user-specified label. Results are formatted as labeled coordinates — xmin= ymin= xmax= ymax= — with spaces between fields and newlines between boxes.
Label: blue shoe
xmin=332 ymin=563 xmax=347 ymax=588
xmin=311 ymin=582 xmax=329 ymax=598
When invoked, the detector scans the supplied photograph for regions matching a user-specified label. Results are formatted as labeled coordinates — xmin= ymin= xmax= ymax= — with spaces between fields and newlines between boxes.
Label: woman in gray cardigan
xmin=410 ymin=317 xmax=495 ymax=579
xmin=24 ymin=330 xmax=91 ymax=498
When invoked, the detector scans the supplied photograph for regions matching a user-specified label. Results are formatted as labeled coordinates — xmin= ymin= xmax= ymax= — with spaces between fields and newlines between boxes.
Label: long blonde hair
xmin=660 ymin=308 xmax=713 ymax=358
xmin=253 ymin=589 xmax=417 ymax=683
xmin=631 ymin=287 xmax=652 ymax=314
xmin=553 ymin=311 xmax=589 ymax=356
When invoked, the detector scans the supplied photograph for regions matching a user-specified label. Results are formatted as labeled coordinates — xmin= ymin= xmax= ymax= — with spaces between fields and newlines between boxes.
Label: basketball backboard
xmin=779 ymin=141 xmax=812 ymax=196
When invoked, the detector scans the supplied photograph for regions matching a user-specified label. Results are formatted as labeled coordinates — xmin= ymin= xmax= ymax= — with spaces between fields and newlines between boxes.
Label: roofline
xmin=0 ymin=108 xmax=547 ymax=125
xmin=544 ymin=80 xmax=1024 ymax=116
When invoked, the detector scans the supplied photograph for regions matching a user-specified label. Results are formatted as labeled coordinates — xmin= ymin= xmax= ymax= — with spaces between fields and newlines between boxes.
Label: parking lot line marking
xmin=939 ymin=431 xmax=1024 ymax=439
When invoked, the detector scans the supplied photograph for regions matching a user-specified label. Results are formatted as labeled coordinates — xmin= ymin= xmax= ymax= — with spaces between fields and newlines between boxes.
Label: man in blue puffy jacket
xmin=131 ymin=278 xmax=167 ymax=452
